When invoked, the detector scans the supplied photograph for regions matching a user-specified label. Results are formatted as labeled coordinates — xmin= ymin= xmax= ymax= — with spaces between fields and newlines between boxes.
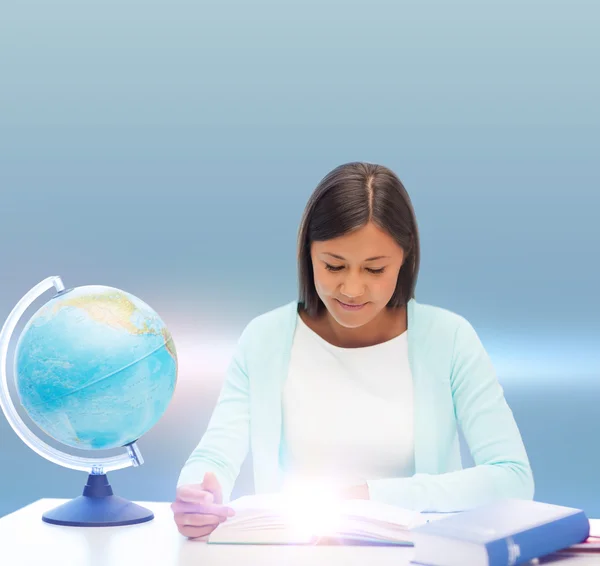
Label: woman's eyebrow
xmin=322 ymin=252 xmax=391 ymax=262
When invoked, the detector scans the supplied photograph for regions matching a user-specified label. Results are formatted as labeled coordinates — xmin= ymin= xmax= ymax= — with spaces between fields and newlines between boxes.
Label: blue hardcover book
xmin=411 ymin=499 xmax=590 ymax=566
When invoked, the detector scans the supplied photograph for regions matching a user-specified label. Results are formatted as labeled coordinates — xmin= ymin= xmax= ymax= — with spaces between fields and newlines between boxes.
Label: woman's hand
xmin=171 ymin=472 xmax=236 ymax=539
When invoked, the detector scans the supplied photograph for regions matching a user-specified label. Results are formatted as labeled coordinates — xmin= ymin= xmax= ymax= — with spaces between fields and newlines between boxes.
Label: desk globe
xmin=0 ymin=276 xmax=177 ymax=526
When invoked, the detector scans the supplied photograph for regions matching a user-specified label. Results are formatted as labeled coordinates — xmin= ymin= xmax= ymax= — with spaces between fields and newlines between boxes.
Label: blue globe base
xmin=41 ymin=473 xmax=154 ymax=527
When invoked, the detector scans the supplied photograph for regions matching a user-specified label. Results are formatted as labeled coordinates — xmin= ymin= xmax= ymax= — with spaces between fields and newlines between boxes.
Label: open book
xmin=207 ymin=492 xmax=430 ymax=545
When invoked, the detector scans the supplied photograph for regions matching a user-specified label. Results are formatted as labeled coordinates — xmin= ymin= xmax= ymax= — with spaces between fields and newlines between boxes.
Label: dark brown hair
xmin=297 ymin=162 xmax=421 ymax=318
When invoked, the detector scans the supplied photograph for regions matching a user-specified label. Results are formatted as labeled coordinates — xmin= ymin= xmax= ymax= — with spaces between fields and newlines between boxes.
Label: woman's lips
xmin=335 ymin=299 xmax=367 ymax=311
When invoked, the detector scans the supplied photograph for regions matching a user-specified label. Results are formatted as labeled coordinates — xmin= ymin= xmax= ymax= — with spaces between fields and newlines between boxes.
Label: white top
xmin=282 ymin=313 xmax=415 ymax=488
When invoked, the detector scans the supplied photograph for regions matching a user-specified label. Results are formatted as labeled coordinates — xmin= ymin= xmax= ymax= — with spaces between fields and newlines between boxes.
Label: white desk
xmin=0 ymin=499 xmax=598 ymax=566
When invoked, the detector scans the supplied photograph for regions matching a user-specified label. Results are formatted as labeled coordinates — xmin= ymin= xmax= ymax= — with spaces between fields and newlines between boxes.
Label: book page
xmin=340 ymin=498 xmax=423 ymax=529
xmin=210 ymin=493 xmax=424 ymax=544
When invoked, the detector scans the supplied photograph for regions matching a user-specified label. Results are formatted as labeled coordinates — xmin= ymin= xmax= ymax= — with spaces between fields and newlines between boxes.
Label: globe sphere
xmin=13 ymin=285 xmax=177 ymax=451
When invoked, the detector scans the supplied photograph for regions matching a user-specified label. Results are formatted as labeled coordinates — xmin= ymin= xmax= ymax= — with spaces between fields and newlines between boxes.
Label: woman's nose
xmin=340 ymin=276 xmax=365 ymax=299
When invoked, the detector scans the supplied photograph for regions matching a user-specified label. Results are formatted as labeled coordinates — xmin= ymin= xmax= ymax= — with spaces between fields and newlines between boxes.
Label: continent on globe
xmin=48 ymin=290 xmax=163 ymax=336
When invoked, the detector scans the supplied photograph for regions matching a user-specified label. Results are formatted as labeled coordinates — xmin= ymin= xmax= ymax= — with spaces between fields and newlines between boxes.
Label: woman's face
xmin=310 ymin=221 xmax=406 ymax=329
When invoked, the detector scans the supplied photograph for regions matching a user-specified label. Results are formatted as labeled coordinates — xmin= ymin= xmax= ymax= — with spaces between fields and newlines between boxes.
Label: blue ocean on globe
xmin=13 ymin=285 xmax=177 ymax=450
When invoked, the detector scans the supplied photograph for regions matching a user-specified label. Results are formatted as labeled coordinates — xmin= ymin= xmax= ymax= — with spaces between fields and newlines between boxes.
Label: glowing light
xmin=280 ymin=477 xmax=345 ymax=538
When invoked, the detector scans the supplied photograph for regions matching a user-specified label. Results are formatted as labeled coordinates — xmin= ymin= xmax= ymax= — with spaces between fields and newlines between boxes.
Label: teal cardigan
xmin=177 ymin=298 xmax=534 ymax=512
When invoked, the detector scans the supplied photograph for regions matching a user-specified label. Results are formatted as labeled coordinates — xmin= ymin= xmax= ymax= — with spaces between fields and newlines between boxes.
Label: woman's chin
xmin=327 ymin=301 xmax=376 ymax=328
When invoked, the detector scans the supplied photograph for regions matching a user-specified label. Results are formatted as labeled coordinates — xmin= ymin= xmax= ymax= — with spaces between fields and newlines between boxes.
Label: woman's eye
xmin=324 ymin=264 xmax=385 ymax=274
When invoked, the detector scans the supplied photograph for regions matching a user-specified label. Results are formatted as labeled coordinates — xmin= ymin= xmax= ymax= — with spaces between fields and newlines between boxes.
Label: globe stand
xmin=42 ymin=473 xmax=154 ymax=527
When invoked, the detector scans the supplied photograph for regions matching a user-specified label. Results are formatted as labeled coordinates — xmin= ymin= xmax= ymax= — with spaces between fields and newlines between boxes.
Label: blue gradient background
xmin=0 ymin=0 xmax=598 ymax=519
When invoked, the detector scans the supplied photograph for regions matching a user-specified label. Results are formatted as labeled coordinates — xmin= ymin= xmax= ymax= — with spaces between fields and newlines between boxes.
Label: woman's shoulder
xmin=411 ymin=298 xmax=469 ymax=331
xmin=412 ymin=300 xmax=486 ymax=361
xmin=237 ymin=300 xmax=298 ymax=342
xmin=410 ymin=299 xmax=488 ymax=365
xmin=247 ymin=299 xmax=298 ymax=327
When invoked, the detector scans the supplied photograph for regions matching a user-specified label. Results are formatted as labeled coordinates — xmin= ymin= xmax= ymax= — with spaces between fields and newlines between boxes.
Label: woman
xmin=171 ymin=162 xmax=534 ymax=539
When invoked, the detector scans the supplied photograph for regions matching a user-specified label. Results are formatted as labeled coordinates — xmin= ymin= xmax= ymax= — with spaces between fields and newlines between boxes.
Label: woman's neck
xmin=302 ymin=305 xmax=407 ymax=349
